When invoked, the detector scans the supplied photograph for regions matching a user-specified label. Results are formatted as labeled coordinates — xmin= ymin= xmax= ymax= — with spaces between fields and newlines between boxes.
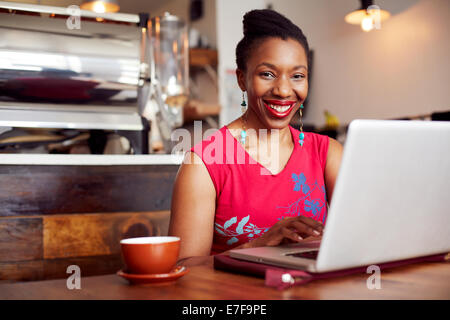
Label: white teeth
xmin=269 ymin=104 xmax=291 ymax=112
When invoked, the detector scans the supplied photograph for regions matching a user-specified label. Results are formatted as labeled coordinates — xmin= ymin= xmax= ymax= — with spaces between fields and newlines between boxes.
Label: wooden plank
xmin=43 ymin=254 xmax=124 ymax=281
xmin=0 ymin=217 xmax=43 ymax=262
xmin=0 ymin=165 xmax=178 ymax=216
xmin=43 ymin=211 xmax=170 ymax=259
xmin=0 ymin=260 xmax=44 ymax=282
xmin=0 ymin=254 xmax=123 ymax=282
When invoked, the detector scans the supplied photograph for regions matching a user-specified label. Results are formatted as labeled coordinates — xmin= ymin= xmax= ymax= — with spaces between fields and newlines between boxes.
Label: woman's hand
xmin=244 ymin=216 xmax=324 ymax=248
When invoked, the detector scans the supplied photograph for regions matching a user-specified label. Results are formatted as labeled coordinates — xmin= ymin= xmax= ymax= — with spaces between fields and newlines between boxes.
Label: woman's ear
xmin=236 ymin=69 xmax=246 ymax=92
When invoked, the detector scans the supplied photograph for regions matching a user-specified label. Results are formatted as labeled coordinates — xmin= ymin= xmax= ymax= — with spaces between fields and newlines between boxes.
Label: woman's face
xmin=237 ymin=37 xmax=308 ymax=129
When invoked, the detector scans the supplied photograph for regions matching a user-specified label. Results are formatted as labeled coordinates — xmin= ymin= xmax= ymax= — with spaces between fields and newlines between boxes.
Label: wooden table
xmin=0 ymin=255 xmax=449 ymax=300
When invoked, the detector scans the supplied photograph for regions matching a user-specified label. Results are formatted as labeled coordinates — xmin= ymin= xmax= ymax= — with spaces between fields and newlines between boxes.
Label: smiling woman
xmin=169 ymin=9 xmax=343 ymax=260
xmin=236 ymin=38 xmax=308 ymax=128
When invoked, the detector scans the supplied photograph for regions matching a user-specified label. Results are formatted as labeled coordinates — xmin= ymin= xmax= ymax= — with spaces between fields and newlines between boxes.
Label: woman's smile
xmin=263 ymin=99 xmax=297 ymax=119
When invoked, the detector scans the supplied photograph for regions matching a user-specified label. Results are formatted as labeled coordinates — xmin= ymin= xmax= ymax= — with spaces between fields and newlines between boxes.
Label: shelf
xmin=189 ymin=48 xmax=218 ymax=67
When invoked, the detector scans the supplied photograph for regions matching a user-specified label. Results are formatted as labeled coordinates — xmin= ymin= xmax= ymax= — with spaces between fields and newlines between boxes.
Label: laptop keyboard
xmin=285 ymin=250 xmax=319 ymax=260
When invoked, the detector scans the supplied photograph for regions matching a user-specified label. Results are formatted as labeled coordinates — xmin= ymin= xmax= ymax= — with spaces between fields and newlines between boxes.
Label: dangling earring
xmin=241 ymin=91 xmax=247 ymax=113
xmin=240 ymin=91 xmax=247 ymax=145
xmin=299 ymin=104 xmax=305 ymax=146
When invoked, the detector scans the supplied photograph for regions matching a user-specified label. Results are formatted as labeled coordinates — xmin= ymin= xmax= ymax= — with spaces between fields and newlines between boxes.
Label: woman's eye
xmin=260 ymin=71 xmax=274 ymax=79
xmin=292 ymin=74 xmax=306 ymax=80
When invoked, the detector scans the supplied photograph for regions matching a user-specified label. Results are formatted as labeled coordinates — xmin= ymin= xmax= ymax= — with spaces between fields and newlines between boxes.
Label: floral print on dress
xmin=292 ymin=173 xmax=310 ymax=194
xmin=277 ymin=172 xmax=328 ymax=223
xmin=214 ymin=215 xmax=269 ymax=246
xmin=215 ymin=172 xmax=327 ymax=247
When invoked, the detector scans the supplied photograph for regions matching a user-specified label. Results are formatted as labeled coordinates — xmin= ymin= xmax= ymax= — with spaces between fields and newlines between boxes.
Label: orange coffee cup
xmin=120 ymin=236 xmax=180 ymax=274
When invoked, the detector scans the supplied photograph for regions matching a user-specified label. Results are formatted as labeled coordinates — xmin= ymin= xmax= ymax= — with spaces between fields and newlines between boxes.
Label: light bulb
xmin=361 ymin=16 xmax=374 ymax=32
xmin=93 ymin=2 xmax=106 ymax=13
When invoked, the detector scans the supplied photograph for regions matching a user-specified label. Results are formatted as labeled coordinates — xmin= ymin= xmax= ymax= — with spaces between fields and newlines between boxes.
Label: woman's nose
xmin=272 ymin=76 xmax=292 ymax=98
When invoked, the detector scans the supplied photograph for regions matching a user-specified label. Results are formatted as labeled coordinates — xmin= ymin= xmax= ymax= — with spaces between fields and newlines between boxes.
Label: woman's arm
xmin=325 ymin=137 xmax=343 ymax=203
xmin=169 ymin=151 xmax=216 ymax=260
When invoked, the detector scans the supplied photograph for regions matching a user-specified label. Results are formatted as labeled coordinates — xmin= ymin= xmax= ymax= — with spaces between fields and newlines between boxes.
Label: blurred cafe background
xmin=0 ymin=0 xmax=448 ymax=282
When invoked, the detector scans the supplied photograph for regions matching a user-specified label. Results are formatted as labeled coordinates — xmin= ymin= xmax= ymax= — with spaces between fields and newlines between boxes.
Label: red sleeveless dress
xmin=191 ymin=125 xmax=329 ymax=254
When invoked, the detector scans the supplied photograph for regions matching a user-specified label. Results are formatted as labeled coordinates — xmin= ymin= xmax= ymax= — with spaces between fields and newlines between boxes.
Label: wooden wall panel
xmin=0 ymin=255 xmax=124 ymax=282
xmin=0 ymin=217 xmax=43 ymax=262
xmin=43 ymin=211 xmax=170 ymax=259
xmin=0 ymin=165 xmax=179 ymax=216
xmin=0 ymin=211 xmax=170 ymax=281
xmin=42 ymin=254 xmax=125 ymax=281
xmin=0 ymin=163 xmax=178 ymax=281
xmin=0 ymin=260 xmax=44 ymax=282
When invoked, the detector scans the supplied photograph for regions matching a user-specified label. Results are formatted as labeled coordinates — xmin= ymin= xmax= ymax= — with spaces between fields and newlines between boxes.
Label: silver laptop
xmin=229 ymin=119 xmax=450 ymax=273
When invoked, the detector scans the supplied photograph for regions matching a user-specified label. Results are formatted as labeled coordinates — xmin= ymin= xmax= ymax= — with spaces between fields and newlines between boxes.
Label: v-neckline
xmin=224 ymin=125 xmax=298 ymax=177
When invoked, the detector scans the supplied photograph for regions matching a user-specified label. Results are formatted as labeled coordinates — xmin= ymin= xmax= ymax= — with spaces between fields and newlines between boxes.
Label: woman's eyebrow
xmin=256 ymin=62 xmax=277 ymax=69
xmin=293 ymin=65 xmax=308 ymax=71
xmin=256 ymin=62 xmax=307 ymax=71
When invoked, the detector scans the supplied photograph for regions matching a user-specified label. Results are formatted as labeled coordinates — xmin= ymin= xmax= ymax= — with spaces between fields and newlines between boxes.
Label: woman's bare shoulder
xmin=176 ymin=151 xmax=215 ymax=195
xmin=327 ymin=137 xmax=343 ymax=157
xmin=324 ymin=137 xmax=343 ymax=202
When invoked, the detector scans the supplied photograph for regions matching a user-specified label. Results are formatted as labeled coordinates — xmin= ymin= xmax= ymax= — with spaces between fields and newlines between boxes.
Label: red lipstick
xmin=264 ymin=99 xmax=296 ymax=106
xmin=263 ymin=99 xmax=296 ymax=119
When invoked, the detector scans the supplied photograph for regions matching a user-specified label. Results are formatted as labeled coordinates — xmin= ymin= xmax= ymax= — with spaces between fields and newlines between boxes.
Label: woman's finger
xmin=291 ymin=221 xmax=321 ymax=237
xmin=295 ymin=216 xmax=324 ymax=233
xmin=281 ymin=227 xmax=303 ymax=242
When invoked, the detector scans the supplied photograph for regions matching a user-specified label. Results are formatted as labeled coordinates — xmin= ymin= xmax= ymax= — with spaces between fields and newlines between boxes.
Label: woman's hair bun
xmin=236 ymin=9 xmax=310 ymax=70
xmin=242 ymin=9 xmax=287 ymax=37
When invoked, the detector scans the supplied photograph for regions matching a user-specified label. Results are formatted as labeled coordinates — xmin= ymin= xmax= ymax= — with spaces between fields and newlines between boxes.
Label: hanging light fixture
xmin=80 ymin=0 xmax=120 ymax=13
xmin=345 ymin=0 xmax=390 ymax=32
